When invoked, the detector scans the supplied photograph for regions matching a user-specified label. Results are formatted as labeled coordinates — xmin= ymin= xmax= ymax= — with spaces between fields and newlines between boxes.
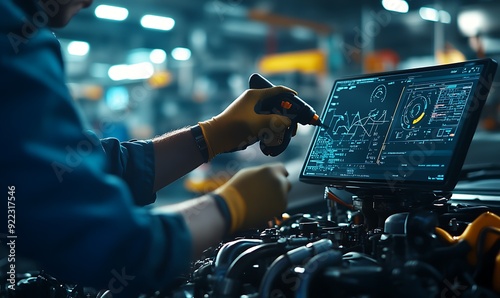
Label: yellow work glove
xmin=212 ymin=163 xmax=291 ymax=233
xmin=198 ymin=86 xmax=297 ymax=160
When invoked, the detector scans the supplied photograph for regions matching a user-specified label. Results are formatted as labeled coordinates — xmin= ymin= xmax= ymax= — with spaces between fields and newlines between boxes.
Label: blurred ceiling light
xmin=140 ymin=15 xmax=175 ymax=31
xmin=108 ymin=62 xmax=154 ymax=81
xmin=439 ymin=10 xmax=451 ymax=24
xmin=419 ymin=7 xmax=439 ymax=22
xmin=419 ymin=7 xmax=451 ymax=24
xmin=150 ymin=49 xmax=167 ymax=64
xmin=381 ymin=0 xmax=409 ymax=13
xmin=458 ymin=11 xmax=484 ymax=36
xmin=171 ymin=47 xmax=191 ymax=61
xmin=95 ymin=5 xmax=129 ymax=21
xmin=108 ymin=65 xmax=130 ymax=81
xmin=105 ymin=86 xmax=129 ymax=110
xmin=67 ymin=41 xmax=89 ymax=56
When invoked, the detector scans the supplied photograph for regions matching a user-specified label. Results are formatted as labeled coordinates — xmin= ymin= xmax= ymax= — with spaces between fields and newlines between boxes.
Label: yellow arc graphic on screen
xmin=412 ymin=112 xmax=425 ymax=125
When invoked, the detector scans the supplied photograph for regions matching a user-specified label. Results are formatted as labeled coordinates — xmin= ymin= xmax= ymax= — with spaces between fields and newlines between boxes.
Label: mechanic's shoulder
xmin=0 ymin=1 xmax=59 ymax=56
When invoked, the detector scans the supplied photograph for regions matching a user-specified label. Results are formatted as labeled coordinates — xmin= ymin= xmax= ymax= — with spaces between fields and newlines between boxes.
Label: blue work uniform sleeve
xmin=98 ymin=137 xmax=157 ymax=206
xmin=0 ymin=2 xmax=192 ymax=295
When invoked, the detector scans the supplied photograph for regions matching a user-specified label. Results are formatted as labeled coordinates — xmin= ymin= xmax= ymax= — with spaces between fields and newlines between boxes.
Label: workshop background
xmin=55 ymin=0 xmax=500 ymax=206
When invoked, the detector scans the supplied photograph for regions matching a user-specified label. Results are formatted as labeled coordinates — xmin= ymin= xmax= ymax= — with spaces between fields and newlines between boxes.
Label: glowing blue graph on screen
xmin=329 ymin=109 xmax=389 ymax=139
xmin=310 ymin=92 xmax=392 ymax=169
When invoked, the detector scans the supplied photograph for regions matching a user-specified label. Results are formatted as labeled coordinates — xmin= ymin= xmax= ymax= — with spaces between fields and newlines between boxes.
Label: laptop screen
xmin=300 ymin=59 xmax=497 ymax=192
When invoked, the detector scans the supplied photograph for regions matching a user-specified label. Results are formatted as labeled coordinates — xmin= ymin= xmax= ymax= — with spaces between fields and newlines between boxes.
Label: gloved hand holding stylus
xmin=198 ymin=86 xmax=298 ymax=160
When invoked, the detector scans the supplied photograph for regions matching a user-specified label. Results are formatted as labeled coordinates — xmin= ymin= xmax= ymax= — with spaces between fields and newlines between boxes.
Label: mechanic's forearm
xmin=152 ymin=127 xmax=204 ymax=191
xmin=153 ymin=195 xmax=226 ymax=258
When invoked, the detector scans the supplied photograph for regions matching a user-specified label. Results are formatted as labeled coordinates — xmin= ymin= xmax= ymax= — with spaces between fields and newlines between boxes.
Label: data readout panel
xmin=302 ymin=65 xmax=483 ymax=183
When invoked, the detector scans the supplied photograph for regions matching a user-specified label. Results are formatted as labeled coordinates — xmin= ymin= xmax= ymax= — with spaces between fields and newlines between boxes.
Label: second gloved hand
xmin=213 ymin=163 xmax=291 ymax=233
xmin=198 ymin=86 xmax=297 ymax=160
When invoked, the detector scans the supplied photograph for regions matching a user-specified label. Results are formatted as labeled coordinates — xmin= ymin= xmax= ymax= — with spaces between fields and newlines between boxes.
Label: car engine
xmin=5 ymin=188 xmax=500 ymax=298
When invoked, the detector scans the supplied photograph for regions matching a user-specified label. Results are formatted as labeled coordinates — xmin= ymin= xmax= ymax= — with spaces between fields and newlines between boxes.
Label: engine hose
xmin=214 ymin=239 xmax=263 ymax=268
xmin=210 ymin=239 xmax=264 ymax=288
xmin=259 ymin=239 xmax=333 ymax=298
xmin=258 ymin=254 xmax=292 ymax=298
xmin=294 ymin=250 xmax=342 ymax=298
xmin=226 ymin=243 xmax=287 ymax=277
xmin=319 ymin=266 xmax=385 ymax=296
xmin=215 ymin=242 xmax=290 ymax=297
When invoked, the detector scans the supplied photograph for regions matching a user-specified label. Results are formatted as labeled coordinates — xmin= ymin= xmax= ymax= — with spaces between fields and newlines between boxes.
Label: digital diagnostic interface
xmin=302 ymin=64 xmax=484 ymax=184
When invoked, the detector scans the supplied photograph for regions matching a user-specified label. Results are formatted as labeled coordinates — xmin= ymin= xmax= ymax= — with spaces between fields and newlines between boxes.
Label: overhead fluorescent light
xmin=419 ymin=7 xmax=439 ymax=22
xmin=95 ymin=5 xmax=129 ymax=21
xmin=171 ymin=47 xmax=191 ymax=61
xmin=419 ymin=7 xmax=451 ymax=24
xmin=67 ymin=41 xmax=89 ymax=56
xmin=439 ymin=10 xmax=451 ymax=24
xmin=381 ymin=0 xmax=409 ymax=13
xmin=458 ymin=11 xmax=484 ymax=36
xmin=150 ymin=49 xmax=167 ymax=64
xmin=108 ymin=64 xmax=129 ymax=81
xmin=140 ymin=15 xmax=175 ymax=31
xmin=108 ymin=62 xmax=154 ymax=81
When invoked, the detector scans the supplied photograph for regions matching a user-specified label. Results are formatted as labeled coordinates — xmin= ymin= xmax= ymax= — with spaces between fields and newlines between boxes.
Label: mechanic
xmin=1 ymin=0 xmax=295 ymax=295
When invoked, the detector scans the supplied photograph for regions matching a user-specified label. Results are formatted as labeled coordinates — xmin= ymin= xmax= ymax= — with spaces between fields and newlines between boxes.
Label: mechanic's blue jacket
xmin=0 ymin=0 xmax=192 ymax=294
